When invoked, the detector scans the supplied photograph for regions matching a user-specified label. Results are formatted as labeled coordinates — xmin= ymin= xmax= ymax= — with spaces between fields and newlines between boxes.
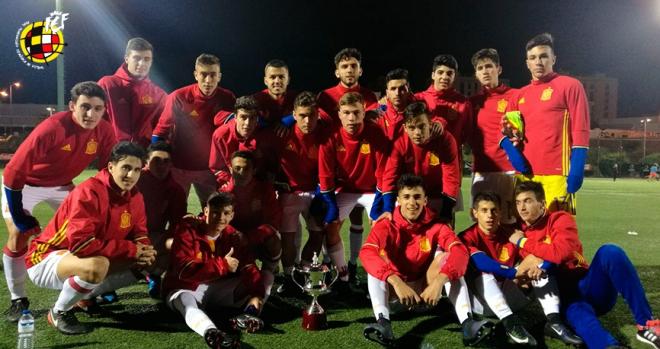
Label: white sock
xmin=327 ymin=241 xmax=348 ymax=281
xmin=367 ymin=274 xmax=390 ymax=320
xmin=349 ymin=225 xmax=363 ymax=264
xmin=478 ymin=273 xmax=513 ymax=320
xmin=445 ymin=277 xmax=471 ymax=324
xmin=3 ymin=249 xmax=28 ymax=299
xmin=172 ymin=292 xmax=216 ymax=337
xmin=53 ymin=276 xmax=99 ymax=312
xmin=88 ymin=270 xmax=139 ymax=298
xmin=532 ymin=275 xmax=560 ymax=315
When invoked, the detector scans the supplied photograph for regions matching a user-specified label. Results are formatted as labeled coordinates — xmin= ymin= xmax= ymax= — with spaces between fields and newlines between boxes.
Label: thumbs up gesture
xmin=224 ymin=247 xmax=239 ymax=273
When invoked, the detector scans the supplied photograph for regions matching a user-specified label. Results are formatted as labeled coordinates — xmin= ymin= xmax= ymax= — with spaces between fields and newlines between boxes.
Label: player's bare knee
xmin=79 ymin=256 xmax=110 ymax=283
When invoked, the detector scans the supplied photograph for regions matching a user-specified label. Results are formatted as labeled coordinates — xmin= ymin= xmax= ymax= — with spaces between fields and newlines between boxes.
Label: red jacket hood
xmin=113 ymin=63 xmax=154 ymax=85
xmin=392 ymin=206 xmax=437 ymax=233
xmin=96 ymin=167 xmax=140 ymax=202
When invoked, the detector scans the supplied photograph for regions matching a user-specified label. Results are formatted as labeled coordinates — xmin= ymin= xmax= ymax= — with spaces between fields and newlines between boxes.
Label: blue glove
xmin=499 ymin=137 xmax=529 ymax=174
xmin=381 ymin=192 xmax=396 ymax=213
xmin=151 ymin=135 xmax=164 ymax=144
xmin=540 ymin=260 xmax=555 ymax=272
xmin=280 ymin=114 xmax=296 ymax=128
xmin=319 ymin=191 xmax=339 ymax=224
xmin=368 ymin=191 xmax=383 ymax=221
xmin=567 ymin=147 xmax=587 ymax=193
xmin=3 ymin=187 xmax=39 ymax=233
xmin=378 ymin=104 xmax=387 ymax=113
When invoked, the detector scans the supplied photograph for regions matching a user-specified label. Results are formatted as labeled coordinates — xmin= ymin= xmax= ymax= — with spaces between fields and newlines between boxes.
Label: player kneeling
xmin=359 ymin=174 xmax=494 ymax=347
xmin=163 ymin=192 xmax=267 ymax=349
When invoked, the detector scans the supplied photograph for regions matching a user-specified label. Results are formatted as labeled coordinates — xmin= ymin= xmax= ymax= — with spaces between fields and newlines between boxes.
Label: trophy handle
xmin=328 ymin=265 xmax=339 ymax=288
xmin=291 ymin=267 xmax=306 ymax=291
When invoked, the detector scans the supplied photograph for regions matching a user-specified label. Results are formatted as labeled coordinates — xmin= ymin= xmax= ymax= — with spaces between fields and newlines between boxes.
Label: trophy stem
xmin=302 ymin=295 xmax=328 ymax=330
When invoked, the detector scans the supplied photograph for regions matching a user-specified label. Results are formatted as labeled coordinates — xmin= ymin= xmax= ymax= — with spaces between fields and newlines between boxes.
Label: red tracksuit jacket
xmin=26 ymin=169 xmax=150 ymax=268
xmin=136 ymin=169 xmax=187 ymax=236
xmin=277 ymin=123 xmax=330 ymax=193
xmin=360 ymin=206 xmax=468 ymax=282
xmin=460 ymin=223 xmax=519 ymax=268
xmin=317 ymin=83 xmax=379 ymax=123
xmin=415 ymin=86 xmax=473 ymax=147
xmin=219 ymin=178 xmax=282 ymax=235
xmin=252 ymin=89 xmax=296 ymax=126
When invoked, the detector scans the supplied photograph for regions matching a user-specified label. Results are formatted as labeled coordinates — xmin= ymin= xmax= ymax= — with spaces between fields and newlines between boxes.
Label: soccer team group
xmin=2 ymin=32 xmax=659 ymax=349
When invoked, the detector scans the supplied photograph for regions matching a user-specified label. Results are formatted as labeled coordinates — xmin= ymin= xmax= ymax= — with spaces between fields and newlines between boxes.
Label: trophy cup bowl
xmin=292 ymin=253 xmax=338 ymax=330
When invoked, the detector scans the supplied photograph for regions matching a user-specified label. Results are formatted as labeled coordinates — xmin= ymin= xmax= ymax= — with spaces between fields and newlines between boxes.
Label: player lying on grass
xmin=24 ymin=142 xmax=155 ymax=335
xmin=163 ymin=192 xmax=267 ymax=349
xmin=460 ymin=191 xmax=582 ymax=346
xmin=359 ymin=174 xmax=494 ymax=347
xmin=510 ymin=180 xmax=660 ymax=349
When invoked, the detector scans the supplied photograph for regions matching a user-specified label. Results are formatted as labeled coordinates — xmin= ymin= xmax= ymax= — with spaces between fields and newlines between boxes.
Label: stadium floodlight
xmin=641 ymin=118 xmax=652 ymax=161
xmin=5 ymin=81 xmax=21 ymax=105
xmin=46 ymin=107 xmax=55 ymax=116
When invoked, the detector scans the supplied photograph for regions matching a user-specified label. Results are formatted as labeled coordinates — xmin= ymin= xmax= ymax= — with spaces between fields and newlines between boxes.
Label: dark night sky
xmin=1 ymin=0 xmax=659 ymax=116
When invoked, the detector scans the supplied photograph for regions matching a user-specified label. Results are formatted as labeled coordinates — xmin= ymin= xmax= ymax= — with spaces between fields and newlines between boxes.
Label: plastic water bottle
xmin=17 ymin=310 xmax=34 ymax=349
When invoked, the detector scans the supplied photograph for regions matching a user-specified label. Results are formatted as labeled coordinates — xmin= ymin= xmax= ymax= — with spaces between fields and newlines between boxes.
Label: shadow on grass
xmin=45 ymin=342 xmax=102 ymax=349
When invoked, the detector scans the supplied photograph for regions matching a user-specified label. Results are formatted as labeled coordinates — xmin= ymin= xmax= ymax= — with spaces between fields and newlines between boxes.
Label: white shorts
xmin=336 ymin=193 xmax=375 ymax=221
xmin=166 ymin=277 xmax=247 ymax=311
xmin=171 ymin=168 xmax=216 ymax=204
xmin=1 ymin=178 xmax=73 ymax=219
xmin=471 ymin=171 xmax=516 ymax=224
xmin=279 ymin=191 xmax=321 ymax=232
xmin=27 ymin=250 xmax=68 ymax=290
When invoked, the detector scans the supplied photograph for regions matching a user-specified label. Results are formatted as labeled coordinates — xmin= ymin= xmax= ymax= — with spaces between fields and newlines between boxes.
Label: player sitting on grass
xmin=509 ymin=180 xmax=660 ymax=349
xmin=163 ymin=192 xmax=266 ymax=349
xmin=460 ymin=192 xmax=582 ymax=346
xmin=24 ymin=142 xmax=155 ymax=335
xmin=359 ymin=174 xmax=493 ymax=347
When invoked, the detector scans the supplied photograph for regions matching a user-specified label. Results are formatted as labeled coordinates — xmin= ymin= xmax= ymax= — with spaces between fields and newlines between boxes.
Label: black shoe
xmin=229 ymin=313 xmax=264 ymax=333
xmin=333 ymin=280 xmax=354 ymax=297
xmin=5 ymin=297 xmax=29 ymax=322
xmin=545 ymin=321 xmax=583 ymax=345
xmin=637 ymin=319 xmax=660 ymax=349
xmin=276 ymin=276 xmax=303 ymax=297
xmin=348 ymin=262 xmax=360 ymax=285
xmin=502 ymin=315 xmax=537 ymax=346
xmin=47 ymin=308 xmax=91 ymax=335
xmin=74 ymin=298 xmax=103 ymax=315
xmin=204 ymin=328 xmax=241 ymax=349
xmin=462 ymin=315 xmax=495 ymax=346
xmin=97 ymin=291 xmax=119 ymax=305
xmin=364 ymin=313 xmax=395 ymax=347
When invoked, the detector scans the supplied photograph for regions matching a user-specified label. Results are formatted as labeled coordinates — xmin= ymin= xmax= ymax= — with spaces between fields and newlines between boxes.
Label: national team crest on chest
xmin=360 ymin=143 xmax=371 ymax=154
xmin=85 ymin=139 xmax=98 ymax=155
xmin=120 ymin=211 xmax=131 ymax=229
xmin=419 ymin=237 xmax=431 ymax=253
xmin=497 ymin=99 xmax=508 ymax=113
xmin=540 ymin=87 xmax=553 ymax=101
xmin=498 ymin=247 xmax=510 ymax=262
xmin=140 ymin=95 xmax=154 ymax=105
xmin=429 ymin=152 xmax=440 ymax=166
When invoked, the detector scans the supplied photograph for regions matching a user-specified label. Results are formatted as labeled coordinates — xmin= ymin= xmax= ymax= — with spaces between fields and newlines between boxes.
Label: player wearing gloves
xmin=1 ymin=81 xmax=115 ymax=322
xmin=359 ymin=174 xmax=493 ymax=347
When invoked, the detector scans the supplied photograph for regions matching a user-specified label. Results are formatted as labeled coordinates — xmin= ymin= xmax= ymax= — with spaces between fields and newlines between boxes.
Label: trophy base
xmin=302 ymin=310 xmax=327 ymax=331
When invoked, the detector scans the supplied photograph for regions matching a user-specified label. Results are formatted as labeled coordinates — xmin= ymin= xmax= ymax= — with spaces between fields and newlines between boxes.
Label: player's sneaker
xmin=544 ymin=321 xmax=583 ymax=345
xmin=275 ymin=276 xmax=303 ymax=298
xmin=363 ymin=313 xmax=395 ymax=347
xmin=147 ymin=274 xmax=162 ymax=299
xmin=229 ymin=313 xmax=264 ymax=333
xmin=502 ymin=314 xmax=537 ymax=346
xmin=204 ymin=328 xmax=241 ymax=349
xmin=5 ymin=297 xmax=29 ymax=322
xmin=74 ymin=298 xmax=103 ymax=315
xmin=636 ymin=319 xmax=660 ymax=349
xmin=97 ymin=291 xmax=118 ymax=304
xmin=348 ymin=261 xmax=360 ymax=285
xmin=461 ymin=314 xmax=495 ymax=346
xmin=47 ymin=308 xmax=91 ymax=335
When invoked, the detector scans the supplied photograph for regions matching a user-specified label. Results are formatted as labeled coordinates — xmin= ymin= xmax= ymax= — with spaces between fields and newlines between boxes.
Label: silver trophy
xmin=291 ymin=252 xmax=338 ymax=330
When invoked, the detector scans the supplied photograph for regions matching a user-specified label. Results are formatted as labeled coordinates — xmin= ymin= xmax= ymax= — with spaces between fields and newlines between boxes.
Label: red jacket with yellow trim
xmin=26 ymin=169 xmax=150 ymax=268
xmin=460 ymin=223 xmax=519 ymax=268
xmin=359 ymin=207 xmax=468 ymax=282
xmin=162 ymin=217 xmax=264 ymax=298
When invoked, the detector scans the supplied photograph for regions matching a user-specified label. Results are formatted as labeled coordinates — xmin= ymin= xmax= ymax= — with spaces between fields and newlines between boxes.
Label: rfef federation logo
xmin=15 ymin=11 xmax=69 ymax=70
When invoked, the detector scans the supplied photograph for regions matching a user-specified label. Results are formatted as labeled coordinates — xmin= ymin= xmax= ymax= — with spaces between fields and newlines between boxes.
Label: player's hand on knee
xmin=224 ymin=247 xmax=239 ymax=273
xmin=420 ymin=276 xmax=445 ymax=306
xmin=392 ymin=281 xmax=420 ymax=307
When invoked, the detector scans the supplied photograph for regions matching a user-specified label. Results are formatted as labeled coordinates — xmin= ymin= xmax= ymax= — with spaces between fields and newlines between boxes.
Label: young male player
xmin=1 ymin=81 xmax=115 ymax=321
xmin=25 ymin=142 xmax=156 ymax=335
xmin=152 ymin=53 xmax=236 ymax=206
xmin=98 ymin=37 xmax=167 ymax=148
xmin=252 ymin=59 xmax=296 ymax=127
xmin=510 ymin=181 xmax=660 ymax=349
xmin=360 ymin=174 xmax=493 ymax=347
xmin=164 ymin=192 xmax=266 ymax=349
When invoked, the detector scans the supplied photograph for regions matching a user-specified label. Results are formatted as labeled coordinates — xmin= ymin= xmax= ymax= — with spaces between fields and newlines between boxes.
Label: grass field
xmin=1 ymin=172 xmax=659 ymax=349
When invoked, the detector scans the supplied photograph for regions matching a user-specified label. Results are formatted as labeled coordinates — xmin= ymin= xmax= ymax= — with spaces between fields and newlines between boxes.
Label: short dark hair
xmin=514 ymin=181 xmax=546 ymax=202
xmin=432 ymin=54 xmax=458 ymax=72
xmin=206 ymin=191 xmax=234 ymax=210
xmin=403 ymin=101 xmax=429 ymax=123
xmin=147 ymin=141 xmax=172 ymax=155
xmin=471 ymin=48 xmax=500 ymax=68
xmin=472 ymin=191 xmax=502 ymax=209
xmin=265 ymin=59 xmax=288 ymax=73
xmin=109 ymin=141 xmax=146 ymax=164
xmin=338 ymin=92 xmax=364 ymax=107
xmin=70 ymin=81 xmax=106 ymax=103
xmin=526 ymin=32 xmax=554 ymax=52
xmin=334 ymin=48 xmax=362 ymax=66
xmin=234 ymin=95 xmax=259 ymax=113
xmin=397 ymin=174 xmax=426 ymax=194
xmin=231 ymin=150 xmax=255 ymax=165
xmin=195 ymin=53 xmax=220 ymax=67
xmin=125 ymin=37 xmax=153 ymax=56
xmin=293 ymin=91 xmax=317 ymax=109
xmin=385 ymin=68 xmax=409 ymax=85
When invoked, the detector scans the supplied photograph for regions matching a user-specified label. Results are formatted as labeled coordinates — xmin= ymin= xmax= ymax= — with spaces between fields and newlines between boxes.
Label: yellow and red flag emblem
xmin=419 ymin=237 xmax=431 ymax=253
xmin=119 ymin=211 xmax=131 ymax=229
xmin=541 ymin=87 xmax=553 ymax=101
xmin=85 ymin=139 xmax=98 ymax=155
xmin=360 ymin=143 xmax=371 ymax=154
xmin=497 ymin=99 xmax=508 ymax=113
